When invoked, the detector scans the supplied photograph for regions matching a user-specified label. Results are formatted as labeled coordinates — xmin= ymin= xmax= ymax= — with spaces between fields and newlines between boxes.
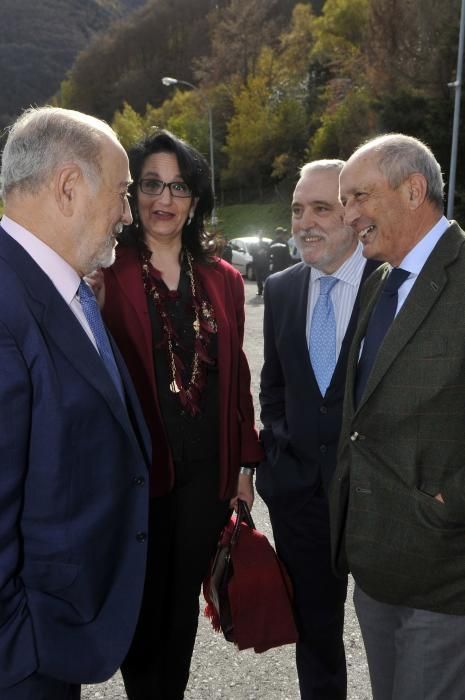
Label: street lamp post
xmin=161 ymin=76 xmax=217 ymax=227
xmin=447 ymin=0 xmax=465 ymax=219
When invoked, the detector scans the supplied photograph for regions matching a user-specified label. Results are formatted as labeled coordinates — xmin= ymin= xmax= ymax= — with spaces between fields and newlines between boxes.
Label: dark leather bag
xmin=203 ymin=500 xmax=298 ymax=652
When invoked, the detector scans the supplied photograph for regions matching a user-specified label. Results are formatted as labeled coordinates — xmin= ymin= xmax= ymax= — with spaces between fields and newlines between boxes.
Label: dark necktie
xmin=78 ymin=280 xmax=125 ymax=402
xmin=309 ymin=276 xmax=339 ymax=396
xmin=355 ymin=267 xmax=410 ymax=407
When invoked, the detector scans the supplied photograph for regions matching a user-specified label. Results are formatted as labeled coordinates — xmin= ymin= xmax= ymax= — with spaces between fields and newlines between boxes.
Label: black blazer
xmin=257 ymin=258 xmax=377 ymax=508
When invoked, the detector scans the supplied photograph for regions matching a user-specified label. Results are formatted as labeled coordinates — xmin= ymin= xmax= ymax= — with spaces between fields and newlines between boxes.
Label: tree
xmin=367 ymin=0 xmax=461 ymax=98
xmin=309 ymin=87 xmax=375 ymax=159
xmin=59 ymin=0 xmax=218 ymax=120
xmin=223 ymin=47 xmax=308 ymax=194
xmin=194 ymin=0 xmax=296 ymax=86
xmin=111 ymin=102 xmax=145 ymax=149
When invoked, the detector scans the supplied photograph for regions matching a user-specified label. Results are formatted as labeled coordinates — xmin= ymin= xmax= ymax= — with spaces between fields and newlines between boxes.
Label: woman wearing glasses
xmin=102 ymin=129 xmax=262 ymax=700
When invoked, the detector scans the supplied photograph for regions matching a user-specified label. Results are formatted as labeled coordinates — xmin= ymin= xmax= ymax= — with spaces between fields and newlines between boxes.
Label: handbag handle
xmin=238 ymin=499 xmax=255 ymax=529
xmin=230 ymin=499 xmax=255 ymax=547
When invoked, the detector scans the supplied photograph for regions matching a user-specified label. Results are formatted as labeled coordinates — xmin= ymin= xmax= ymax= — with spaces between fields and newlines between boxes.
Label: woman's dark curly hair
xmin=119 ymin=129 xmax=215 ymax=263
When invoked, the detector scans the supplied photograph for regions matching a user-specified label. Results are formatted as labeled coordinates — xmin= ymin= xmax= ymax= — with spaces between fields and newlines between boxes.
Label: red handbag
xmin=203 ymin=500 xmax=298 ymax=653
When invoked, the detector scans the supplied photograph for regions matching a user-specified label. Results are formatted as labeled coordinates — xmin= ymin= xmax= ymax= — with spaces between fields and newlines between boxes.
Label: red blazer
xmin=103 ymin=245 xmax=263 ymax=499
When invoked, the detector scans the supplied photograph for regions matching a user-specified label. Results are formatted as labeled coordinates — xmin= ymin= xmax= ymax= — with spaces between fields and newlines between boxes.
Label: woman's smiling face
xmin=137 ymin=151 xmax=195 ymax=247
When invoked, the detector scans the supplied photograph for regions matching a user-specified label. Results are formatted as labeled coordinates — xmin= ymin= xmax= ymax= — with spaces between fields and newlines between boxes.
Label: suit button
xmin=319 ymin=444 xmax=327 ymax=454
xmin=136 ymin=532 xmax=147 ymax=543
xmin=133 ymin=475 xmax=145 ymax=486
xmin=320 ymin=405 xmax=327 ymax=414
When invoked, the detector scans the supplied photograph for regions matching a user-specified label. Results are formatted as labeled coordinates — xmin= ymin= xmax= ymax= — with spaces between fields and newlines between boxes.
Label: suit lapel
xmin=355 ymin=225 xmax=465 ymax=411
xmin=286 ymin=264 xmax=320 ymax=390
xmin=110 ymin=333 xmax=151 ymax=460
xmin=42 ymin=295 xmax=139 ymax=438
xmin=0 ymin=229 xmax=146 ymax=450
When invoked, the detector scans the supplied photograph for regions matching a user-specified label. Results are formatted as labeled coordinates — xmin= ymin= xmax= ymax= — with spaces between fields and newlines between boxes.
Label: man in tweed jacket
xmin=330 ymin=133 xmax=465 ymax=700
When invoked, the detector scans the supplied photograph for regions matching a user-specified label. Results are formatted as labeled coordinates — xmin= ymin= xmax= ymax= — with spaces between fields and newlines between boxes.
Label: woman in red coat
xmin=102 ymin=129 xmax=263 ymax=700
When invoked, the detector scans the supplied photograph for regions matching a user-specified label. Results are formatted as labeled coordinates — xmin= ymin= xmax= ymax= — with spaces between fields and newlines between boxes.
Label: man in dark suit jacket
xmin=257 ymin=160 xmax=377 ymax=699
xmin=0 ymin=107 xmax=150 ymax=699
xmin=331 ymin=133 xmax=465 ymax=699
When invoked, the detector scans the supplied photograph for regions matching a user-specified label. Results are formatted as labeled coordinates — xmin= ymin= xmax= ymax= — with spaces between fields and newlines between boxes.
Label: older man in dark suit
xmin=331 ymin=133 xmax=465 ymax=700
xmin=0 ymin=107 xmax=150 ymax=699
xmin=257 ymin=160 xmax=377 ymax=699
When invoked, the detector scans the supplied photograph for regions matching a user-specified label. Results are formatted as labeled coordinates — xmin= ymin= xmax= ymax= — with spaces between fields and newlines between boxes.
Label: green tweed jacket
xmin=329 ymin=222 xmax=465 ymax=614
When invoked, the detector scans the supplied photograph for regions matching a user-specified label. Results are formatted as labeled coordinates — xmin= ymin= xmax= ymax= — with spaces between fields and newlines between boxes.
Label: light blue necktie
xmin=78 ymin=280 xmax=125 ymax=402
xmin=309 ymin=276 xmax=339 ymax=396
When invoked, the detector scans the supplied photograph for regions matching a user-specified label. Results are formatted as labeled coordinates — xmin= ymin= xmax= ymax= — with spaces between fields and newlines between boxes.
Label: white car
xmin=229 ymin=236 xmax=272 ymax=279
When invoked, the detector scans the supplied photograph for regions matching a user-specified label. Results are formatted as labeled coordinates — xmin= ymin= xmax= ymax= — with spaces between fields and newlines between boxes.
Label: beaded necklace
xmin=141 ymin=250 xmax=217 ymax=415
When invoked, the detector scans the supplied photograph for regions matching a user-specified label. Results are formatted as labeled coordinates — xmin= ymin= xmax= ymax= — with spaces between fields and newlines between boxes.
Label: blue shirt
xmin=395 ymin=215 xmax=450 ymax=316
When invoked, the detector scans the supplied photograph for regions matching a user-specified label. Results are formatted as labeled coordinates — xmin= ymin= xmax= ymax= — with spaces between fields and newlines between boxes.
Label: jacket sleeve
xmin=231 ymin=269 xmax=264 ymax=464
xmin=259 ymin=277 xmax=286 ymax=432
xmin=0 ymin=321 xmax=38 ymax=687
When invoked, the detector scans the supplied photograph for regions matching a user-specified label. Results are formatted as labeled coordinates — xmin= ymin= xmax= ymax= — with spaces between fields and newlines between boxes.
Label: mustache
xmin=296 ymin=228 xmax=326 ymax=241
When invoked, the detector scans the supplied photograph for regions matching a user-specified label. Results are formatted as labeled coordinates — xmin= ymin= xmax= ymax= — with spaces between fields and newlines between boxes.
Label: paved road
xmin=82 ymin=279 xmax=371 ymax=700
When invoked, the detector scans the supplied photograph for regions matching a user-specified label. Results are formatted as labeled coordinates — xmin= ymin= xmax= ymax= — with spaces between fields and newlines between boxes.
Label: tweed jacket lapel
xmin=353 ymin=223 xmax=465 ymax=412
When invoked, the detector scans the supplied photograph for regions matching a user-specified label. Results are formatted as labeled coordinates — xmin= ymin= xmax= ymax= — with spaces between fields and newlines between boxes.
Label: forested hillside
xmin=0 ymin=0 xmax=145 ymax=129
xmin=1 ymin=0 xmax=463 ymax=216
xmin=57 ymin=0 xmax=301 ymax=121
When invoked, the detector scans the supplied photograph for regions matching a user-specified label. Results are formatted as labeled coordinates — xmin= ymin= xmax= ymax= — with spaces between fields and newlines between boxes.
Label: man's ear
xmin=54 ymin=163 xmax=83 ymax=217
xmin=404 ymin=172 xmax=428 ymax=210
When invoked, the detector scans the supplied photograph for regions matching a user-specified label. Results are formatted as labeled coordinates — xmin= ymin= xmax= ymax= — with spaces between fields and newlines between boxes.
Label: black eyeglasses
xmin=138 ymin=178 xmax=192 ymax=198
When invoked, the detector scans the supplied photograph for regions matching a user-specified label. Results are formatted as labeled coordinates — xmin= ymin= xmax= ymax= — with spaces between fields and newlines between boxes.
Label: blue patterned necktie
xmin=309 ymin=276 xmax=339 ymax=396
xmin=78 ymin=280 xmax=125 ymax=402
xmin=355 ymin=267 xmax=410 ymax=407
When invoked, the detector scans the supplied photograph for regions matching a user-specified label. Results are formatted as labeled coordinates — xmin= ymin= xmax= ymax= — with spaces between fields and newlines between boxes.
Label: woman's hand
xmin=229 ymin=473 xmax=254 ymax=511
xmin=84 ymin=268 xmax=105 ymax=309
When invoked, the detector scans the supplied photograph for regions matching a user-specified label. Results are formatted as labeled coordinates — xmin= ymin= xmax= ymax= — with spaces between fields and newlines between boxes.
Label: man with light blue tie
xmin=0 ymin=106 xmax=151 ymax=699
xmin=257 ymin=160 xmax=378 ymax=699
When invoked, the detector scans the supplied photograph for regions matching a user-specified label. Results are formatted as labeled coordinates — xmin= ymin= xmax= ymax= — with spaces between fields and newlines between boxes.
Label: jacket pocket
xmin=21 ymin=559 xmax=79 ymax=592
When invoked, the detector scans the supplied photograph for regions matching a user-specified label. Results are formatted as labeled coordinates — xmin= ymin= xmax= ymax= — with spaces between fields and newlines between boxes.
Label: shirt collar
xmin=399 ymin=215 xmax=449 ymax=275
xmin=1 ymin=215 xmax=81 ymax=304
xmin=311 ymin=242 xmax=365 ymax=286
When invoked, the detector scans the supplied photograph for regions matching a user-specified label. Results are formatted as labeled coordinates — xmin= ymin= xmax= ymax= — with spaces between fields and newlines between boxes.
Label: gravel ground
xmin=82 ymin=279 xmax=371 ymax=700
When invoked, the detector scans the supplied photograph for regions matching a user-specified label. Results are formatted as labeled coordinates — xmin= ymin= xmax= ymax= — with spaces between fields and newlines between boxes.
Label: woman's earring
xmin=187 ymin=211 xmax=194 ymax=226
xmin=134 ymin=208 xmax=140 ymax=228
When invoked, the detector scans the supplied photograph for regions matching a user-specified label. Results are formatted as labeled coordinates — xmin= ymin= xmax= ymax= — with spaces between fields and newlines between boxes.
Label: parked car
xmin=229 ymin=236 xmax=272 ymax=279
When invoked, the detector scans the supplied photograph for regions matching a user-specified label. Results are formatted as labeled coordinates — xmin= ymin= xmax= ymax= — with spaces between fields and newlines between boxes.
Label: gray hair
xmin=354 ymin=133 xmax=445 ymax=210
xmin=300 ymin=159 xmax=345 ymax=178
xmin=1 ymin=106 xmax=118 ymax=198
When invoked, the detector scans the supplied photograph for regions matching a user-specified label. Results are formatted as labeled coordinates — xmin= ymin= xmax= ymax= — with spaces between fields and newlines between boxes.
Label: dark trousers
xmin=121 ymin=457 xmax=230 ymax=700
xmin=255 ymin=264 xmax=269 ymax=295
xmin=269 ymin=488 xmax=347 ymax=700
xmin=4 ymin=673 xmax=80 ymax=699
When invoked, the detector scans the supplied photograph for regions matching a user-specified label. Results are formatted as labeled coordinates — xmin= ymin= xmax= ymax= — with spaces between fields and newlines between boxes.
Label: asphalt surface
xmin=82 ymin=279 xmax=371 ymax=700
